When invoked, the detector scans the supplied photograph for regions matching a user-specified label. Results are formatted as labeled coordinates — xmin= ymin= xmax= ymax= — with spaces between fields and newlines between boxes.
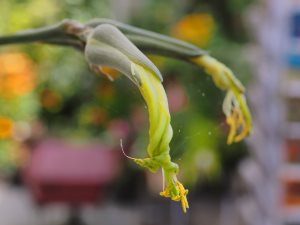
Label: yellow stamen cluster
xmin=160 ymin=181 xmax=189 ymax=213
xmin=223 ymin=90 xmax=252 ymax=144
xmin=226 ymin=107 xmax=247 ymax=144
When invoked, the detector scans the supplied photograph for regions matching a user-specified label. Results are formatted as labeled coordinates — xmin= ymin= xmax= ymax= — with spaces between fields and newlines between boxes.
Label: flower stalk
xmin=84 ymin=24 xmax=189 ymax=211
xmin=0 ymin=18 xmax=253 ymax=212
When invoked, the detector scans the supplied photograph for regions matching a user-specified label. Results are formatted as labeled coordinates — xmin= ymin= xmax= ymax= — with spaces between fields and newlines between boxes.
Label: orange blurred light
xmin=40 ymin=89 xmax=62 ymax=111
xmin=172 ymin=13 xmax=215 ymax=47
xmin=91 ymin=107 xmax=108 ymax=126
xmin=0 ymin=116 xmax=14 ymax=139
xmin=0 ymin=53 xmax=36 ymax=98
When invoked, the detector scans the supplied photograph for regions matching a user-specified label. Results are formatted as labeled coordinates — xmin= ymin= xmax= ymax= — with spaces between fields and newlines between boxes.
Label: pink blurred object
xmin=24 ymin=138 xmax=123 ymax=205
xmin=166 ymin=81 xmax=188 ymax=113
xmin=108 ymin=119 xmax=131 ymax=142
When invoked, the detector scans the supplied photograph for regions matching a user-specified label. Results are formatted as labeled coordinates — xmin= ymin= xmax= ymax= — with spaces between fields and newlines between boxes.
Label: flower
xmin=172 ymin=13 xmax=215 ymax=47
xmin=190 ymin=55 xmax=252 ymax=143
xmin=84 ymin=24 xmax=188 ymax=212
xmin=0 ymin=53 xmax=36 ymax=98
xmin=0 ymin=116 xmax=14 ymax=139
xmin=131 ymin=63 xmax=189 ymax=212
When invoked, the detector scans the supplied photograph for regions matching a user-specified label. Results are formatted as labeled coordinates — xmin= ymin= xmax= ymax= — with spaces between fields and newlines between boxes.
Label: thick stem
xmin=44 ymin=38 xmax=85 ymax=50
xmin=0 ymin=18 xmax=207 ymax=61
xmin=0 ymin=19 xmax=84 ymax=47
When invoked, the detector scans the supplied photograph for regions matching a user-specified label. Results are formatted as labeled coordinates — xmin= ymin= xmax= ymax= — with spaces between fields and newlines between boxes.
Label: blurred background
xmin=0 ymin=0 xmax=297 ymax=225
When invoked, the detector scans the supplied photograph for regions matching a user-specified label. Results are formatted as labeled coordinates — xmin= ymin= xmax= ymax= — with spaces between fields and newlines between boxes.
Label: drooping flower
xmin=190 ymin=55 xmax=252 ymax=144
xmin=132 ymin=64 xmax=189 ymax=212
xmin=84 ymin=24 xmax=189 ymax=212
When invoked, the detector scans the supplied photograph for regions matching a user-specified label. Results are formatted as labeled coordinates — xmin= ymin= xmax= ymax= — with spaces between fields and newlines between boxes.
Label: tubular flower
xmin=132 ymin=64 xmax=189 ymax=212
xmin=84 ymin=24 xmax=188 ymax=212
xmin=190 ymin=55 xmax=252 ymax=144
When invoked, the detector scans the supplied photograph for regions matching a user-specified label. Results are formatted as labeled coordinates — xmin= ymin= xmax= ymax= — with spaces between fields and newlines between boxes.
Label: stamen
xmin=162 ymin=168 xmax=165 ymax=191
xmin=226 ymin=114 xmax=237 ymax=145
xmin=120 ymin=139 xmax=136 ymax=160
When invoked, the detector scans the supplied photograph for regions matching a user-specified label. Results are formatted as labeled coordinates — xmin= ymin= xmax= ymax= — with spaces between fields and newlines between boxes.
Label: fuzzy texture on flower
xmin=190 ymin=55 xmax=252 ymax=144
xmin=85 ymin=24 xmax=188 ymax=212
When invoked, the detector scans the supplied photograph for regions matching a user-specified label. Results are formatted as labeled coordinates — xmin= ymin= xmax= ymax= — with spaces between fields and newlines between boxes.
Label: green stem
xmin=0 ymin=18 xmax=208 ymax=61
xmin=0 ymin=19 xmax=83 ymax=47
xmin=44 ymin=38 xmax=84 ymax=50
